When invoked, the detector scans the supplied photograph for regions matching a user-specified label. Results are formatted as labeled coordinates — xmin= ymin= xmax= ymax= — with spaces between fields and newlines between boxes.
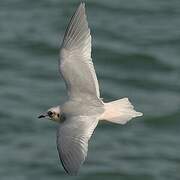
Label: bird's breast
xmin=61 ymin=100 xmax=104 ymax=117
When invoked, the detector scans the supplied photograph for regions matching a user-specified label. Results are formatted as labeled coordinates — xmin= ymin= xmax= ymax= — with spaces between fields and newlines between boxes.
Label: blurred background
xmin=0 ymin=0 xmax=180 ymax=179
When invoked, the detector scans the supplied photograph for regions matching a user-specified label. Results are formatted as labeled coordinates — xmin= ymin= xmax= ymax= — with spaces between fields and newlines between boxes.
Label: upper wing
xmin=57 ymin=115 xmax=98 ymax=175
xmin=59 ymin=3 xmax=100 ymax=101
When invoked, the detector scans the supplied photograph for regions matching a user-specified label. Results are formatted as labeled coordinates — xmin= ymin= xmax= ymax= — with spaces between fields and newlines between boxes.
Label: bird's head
xmin=38 ymin=106 xmax=61 ymax=122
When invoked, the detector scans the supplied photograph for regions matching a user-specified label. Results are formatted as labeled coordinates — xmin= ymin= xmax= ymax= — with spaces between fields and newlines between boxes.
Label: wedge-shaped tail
xmin=101 ymin=98 xmax=143 ymax=124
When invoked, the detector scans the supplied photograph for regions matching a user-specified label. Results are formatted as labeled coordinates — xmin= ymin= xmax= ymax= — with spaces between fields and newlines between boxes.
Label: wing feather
xmin=57 ymin=115 xmax=98 ymax=175
xmin=59 ymin=3 xmax=100 ymax=101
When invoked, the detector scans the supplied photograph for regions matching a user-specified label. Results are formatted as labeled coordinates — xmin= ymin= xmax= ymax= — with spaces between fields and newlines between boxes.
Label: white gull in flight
xmin=38 ymin=2 xmax=143 ymax=175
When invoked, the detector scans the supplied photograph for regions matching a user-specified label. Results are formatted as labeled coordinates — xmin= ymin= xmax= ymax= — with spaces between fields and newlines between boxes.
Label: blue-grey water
xmin=0 ymin=0 xmax=180 ymax=179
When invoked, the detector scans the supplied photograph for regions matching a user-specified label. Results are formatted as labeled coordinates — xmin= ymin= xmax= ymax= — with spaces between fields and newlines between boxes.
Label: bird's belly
xmin=61 ymin=100 xmax=104 ymax=117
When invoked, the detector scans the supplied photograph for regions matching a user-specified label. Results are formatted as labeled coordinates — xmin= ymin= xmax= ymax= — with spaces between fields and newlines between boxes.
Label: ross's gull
xmin=38 ymin=2 xmax=143 ymax=175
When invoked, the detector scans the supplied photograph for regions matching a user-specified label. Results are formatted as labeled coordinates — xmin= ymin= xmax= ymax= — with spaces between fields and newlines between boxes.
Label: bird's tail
xmin=101 ymin=98 xmax=143 ymax=124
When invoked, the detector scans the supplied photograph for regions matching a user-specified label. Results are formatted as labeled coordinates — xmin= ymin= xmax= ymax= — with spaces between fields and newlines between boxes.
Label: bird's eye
xmin=57 ymin=114 xmax=60 ymax=118
xmin=48 ymin=111 xmax=53 ymax=117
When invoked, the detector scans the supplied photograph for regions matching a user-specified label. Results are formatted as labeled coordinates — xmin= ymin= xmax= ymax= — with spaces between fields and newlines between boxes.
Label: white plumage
xmin=60 ymin=3 xmax=100 ymax=100
xmin=38 ymin=2 xmax=143 ymax=175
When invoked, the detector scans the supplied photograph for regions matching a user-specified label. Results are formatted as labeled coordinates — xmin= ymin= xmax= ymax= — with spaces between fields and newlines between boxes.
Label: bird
xmin=38 ymin=2 xmax=143 ymax=175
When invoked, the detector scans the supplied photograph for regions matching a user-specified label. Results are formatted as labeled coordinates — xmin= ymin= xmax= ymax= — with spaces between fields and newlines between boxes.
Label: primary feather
xmin=59 ymin=3 xmax=100 ymax=101
xmin=57 ymin=115 xmax=99 ymax=175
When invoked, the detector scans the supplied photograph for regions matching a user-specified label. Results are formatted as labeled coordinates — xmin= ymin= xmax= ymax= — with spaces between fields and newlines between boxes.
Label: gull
xmin=38 ymin=2 xmax=143 ymax=175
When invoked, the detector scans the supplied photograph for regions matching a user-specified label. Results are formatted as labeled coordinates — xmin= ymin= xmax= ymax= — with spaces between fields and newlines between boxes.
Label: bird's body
xmin=38 ymin=2 xmax=143 ymax=175
xmin=61 ymin=99 xmax=104 ymax=117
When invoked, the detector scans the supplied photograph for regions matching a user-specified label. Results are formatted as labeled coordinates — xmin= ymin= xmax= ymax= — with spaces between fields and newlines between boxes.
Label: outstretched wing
xmin=59 ymin=3 xmax=100 ymax=101
xmin=57 ymin=115 xmax=98 ymax=175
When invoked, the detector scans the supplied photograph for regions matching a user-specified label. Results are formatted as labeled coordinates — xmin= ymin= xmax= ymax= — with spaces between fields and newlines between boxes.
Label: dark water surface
xmin=0 ymin=0 xmax=180 ymax=179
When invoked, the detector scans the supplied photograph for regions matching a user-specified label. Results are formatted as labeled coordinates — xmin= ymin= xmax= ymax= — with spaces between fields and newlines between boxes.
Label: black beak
xmin=38 ymin=115 xmax=45 ymax=118
xmin=38 ymin=113 xmax=48 ymax=119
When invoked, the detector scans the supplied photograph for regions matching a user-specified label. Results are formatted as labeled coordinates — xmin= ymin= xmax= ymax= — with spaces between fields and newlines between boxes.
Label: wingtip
xmin=58 ymin=148 xmax=80 ymax=176
xmin=75 ymin=2 xmax=86 ymax=17
xmin=66 ymin=170 xmax=79 ymax=176
xmin=79 ymin=2 xmax=85 ymax=9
